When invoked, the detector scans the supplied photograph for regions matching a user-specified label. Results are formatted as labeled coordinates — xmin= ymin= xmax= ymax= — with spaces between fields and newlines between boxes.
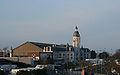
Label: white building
xmin=40 ymin=46 xmax=53 ymax=61
xmin=85 ymin=59 xmax=106 ymax=66
xmin=0 ymin=65 xmax=17 ymax=71
xmin=53 ymin=44 xmax=74 ymax=64
xmin=80 ymin=47 xmax=91 ymax=60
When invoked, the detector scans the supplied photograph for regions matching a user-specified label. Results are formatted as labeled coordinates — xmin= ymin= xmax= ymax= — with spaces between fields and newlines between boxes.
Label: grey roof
xmin=14 ymin=41 xmax=74 ymax=52
xmin=53 ymin=47 xmax=67 ymax=52
xmin=80 ymin=48 xmax=90 ymax=52
xmin=52 ymin=45 xmax=74 ymax=52
xmin=30 ymin=42 xmax=74 ymax=51
xmin=30 ymin=42 xmax=57 ymax=49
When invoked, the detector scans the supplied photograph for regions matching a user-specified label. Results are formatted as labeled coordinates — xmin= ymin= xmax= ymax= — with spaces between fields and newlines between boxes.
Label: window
xmin=81 ymin=54 xmax=82 ymax=56
xmin=32 ymin=54 xmax=36 ymax=57
xmin=87 ymin=54 xmax=88 ymax=58
xmin=59 ymin=54 xmax=61 ymax=58
xmin=59 ymin=54 xmax=61 ymax=57
xmin=48 ymin=48 xmax=49 ymax=51
xmin=76 ymin=53 xmax=78 ymax=56
xmin=81 ymin=57 xmax=83 ymax=60
xmin=71 ymin=54 xmax=72 ymax=56
xmin=47 ymin=54 xmax=49 ymax=56
xmin=68 ymin=54 xmax=69 ymax=56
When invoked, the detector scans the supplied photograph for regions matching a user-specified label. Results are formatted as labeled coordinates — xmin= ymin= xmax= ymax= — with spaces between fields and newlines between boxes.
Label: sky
xmin=0 ymin=0 xmax=120 ymax=53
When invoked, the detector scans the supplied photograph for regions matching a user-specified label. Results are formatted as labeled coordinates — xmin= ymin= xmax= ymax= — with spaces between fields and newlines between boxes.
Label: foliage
xmin=0 ymin=59 xmax=31 ymax=68
xmin=77 ymin=50 xmax=120 ymax=74
xmin=113 ymin=49 xmax=120 ymax=59
xmin=91 ymin=50 xmax=97 ymax=59
xmin=95 ymin=49 xmax=120 ymax=73
xmin=0 ymin=70 xmax=6 ymax=75
xmin=98 ymin=52 xmax=109 ymax=59
xmin=63 ymin=62 xmax=76 ymax=69
xmin=16 ymin=69 xmax=48 ymax=75
xmin=78 ymin=61 xmax=90 ymax=68
xmin=12 ymin=61 xmax=31 ymax=68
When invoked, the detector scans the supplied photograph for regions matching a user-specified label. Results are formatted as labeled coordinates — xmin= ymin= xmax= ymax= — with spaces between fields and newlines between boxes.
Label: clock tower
xmin=73 ymin=26 xmax=80 ymax=48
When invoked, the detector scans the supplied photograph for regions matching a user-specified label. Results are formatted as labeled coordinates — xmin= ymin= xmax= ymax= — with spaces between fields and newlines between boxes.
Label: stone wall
xmin=0 ymin=57 xmax=34 ymax=66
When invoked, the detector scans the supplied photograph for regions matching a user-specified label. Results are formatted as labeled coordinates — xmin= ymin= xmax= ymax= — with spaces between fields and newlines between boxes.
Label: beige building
xmin=13 ymin=42 xmax=55 ymax=60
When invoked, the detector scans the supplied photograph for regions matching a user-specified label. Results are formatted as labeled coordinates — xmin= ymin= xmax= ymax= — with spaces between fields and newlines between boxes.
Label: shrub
xmin=16 ymin=69 xmax=48 ymax=75
xmin=0 ymin=70 xmax=5 ymax=75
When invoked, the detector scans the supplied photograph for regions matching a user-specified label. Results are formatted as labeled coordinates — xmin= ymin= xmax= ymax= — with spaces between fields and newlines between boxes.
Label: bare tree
xmin=3 ymin=46 xmax=8 ymax=50
xmin=116 ymin=49 xmax=120 ymax=53
xmin=113 ymin=49 xmax=120 ymax=59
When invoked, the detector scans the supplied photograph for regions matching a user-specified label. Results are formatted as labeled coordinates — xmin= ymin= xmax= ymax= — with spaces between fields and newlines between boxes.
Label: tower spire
xmin=75 ymin=26 xmax=78 ymax=31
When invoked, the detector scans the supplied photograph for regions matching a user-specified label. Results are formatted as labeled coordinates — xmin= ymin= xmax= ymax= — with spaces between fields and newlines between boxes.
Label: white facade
xmin=40 ymin=46 xmax=53 ymax=61
xmin=43 ymin=46 xmax=53 ymax=52
xmin=85 ymin=59 xmax=106 ymax=66
xmin=0 ymin=65 xmax=17 ymax=71
xmin=40 ymin=52 xmax=52 ymax=61
xmin=80 ymin=48 xmax=91 ymax=60
xmin=53 ymin=51 xmax=74 ymax=63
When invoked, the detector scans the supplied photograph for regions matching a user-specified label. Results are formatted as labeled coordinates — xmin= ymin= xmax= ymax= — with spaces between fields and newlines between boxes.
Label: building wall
xmin=80 ymin=48 xmax=91 ymax=60
xmin=0 ymin=50 xmax=9 ymax=57
xmin=53 ymin=51 xmax=74 ymax=63
xmin=13 ymin=42 xmax=43 ymax=57
xmin=0 ymin=57 xmax=34 ymax=65
xmin=73 ymin=36 xmax=80 ymax=48
xmin=40 ymin=52 xmax=53 ymax=61
xmin=27 ymin=52 xmax=40 ymax=60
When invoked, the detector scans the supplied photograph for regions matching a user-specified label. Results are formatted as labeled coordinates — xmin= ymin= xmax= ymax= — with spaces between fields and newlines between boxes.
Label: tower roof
xmin=73 ymin=26 xmax=80 ymax=37
xmin=75 ymin=26 xmax=78 ymax=30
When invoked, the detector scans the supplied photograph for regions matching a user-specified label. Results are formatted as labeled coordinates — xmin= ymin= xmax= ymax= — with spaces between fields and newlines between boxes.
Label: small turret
xmin=66 ymin=43 xmax=69 ymax=50
xmin=81 ymin=45 xmax=83 ymax=49
xmin=10 ymin=46 xmax=13 ymax=57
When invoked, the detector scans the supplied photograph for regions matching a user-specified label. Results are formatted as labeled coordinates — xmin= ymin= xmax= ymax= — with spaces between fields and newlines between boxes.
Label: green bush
xmin=64 ymin=62 xmax=76 ymax=69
